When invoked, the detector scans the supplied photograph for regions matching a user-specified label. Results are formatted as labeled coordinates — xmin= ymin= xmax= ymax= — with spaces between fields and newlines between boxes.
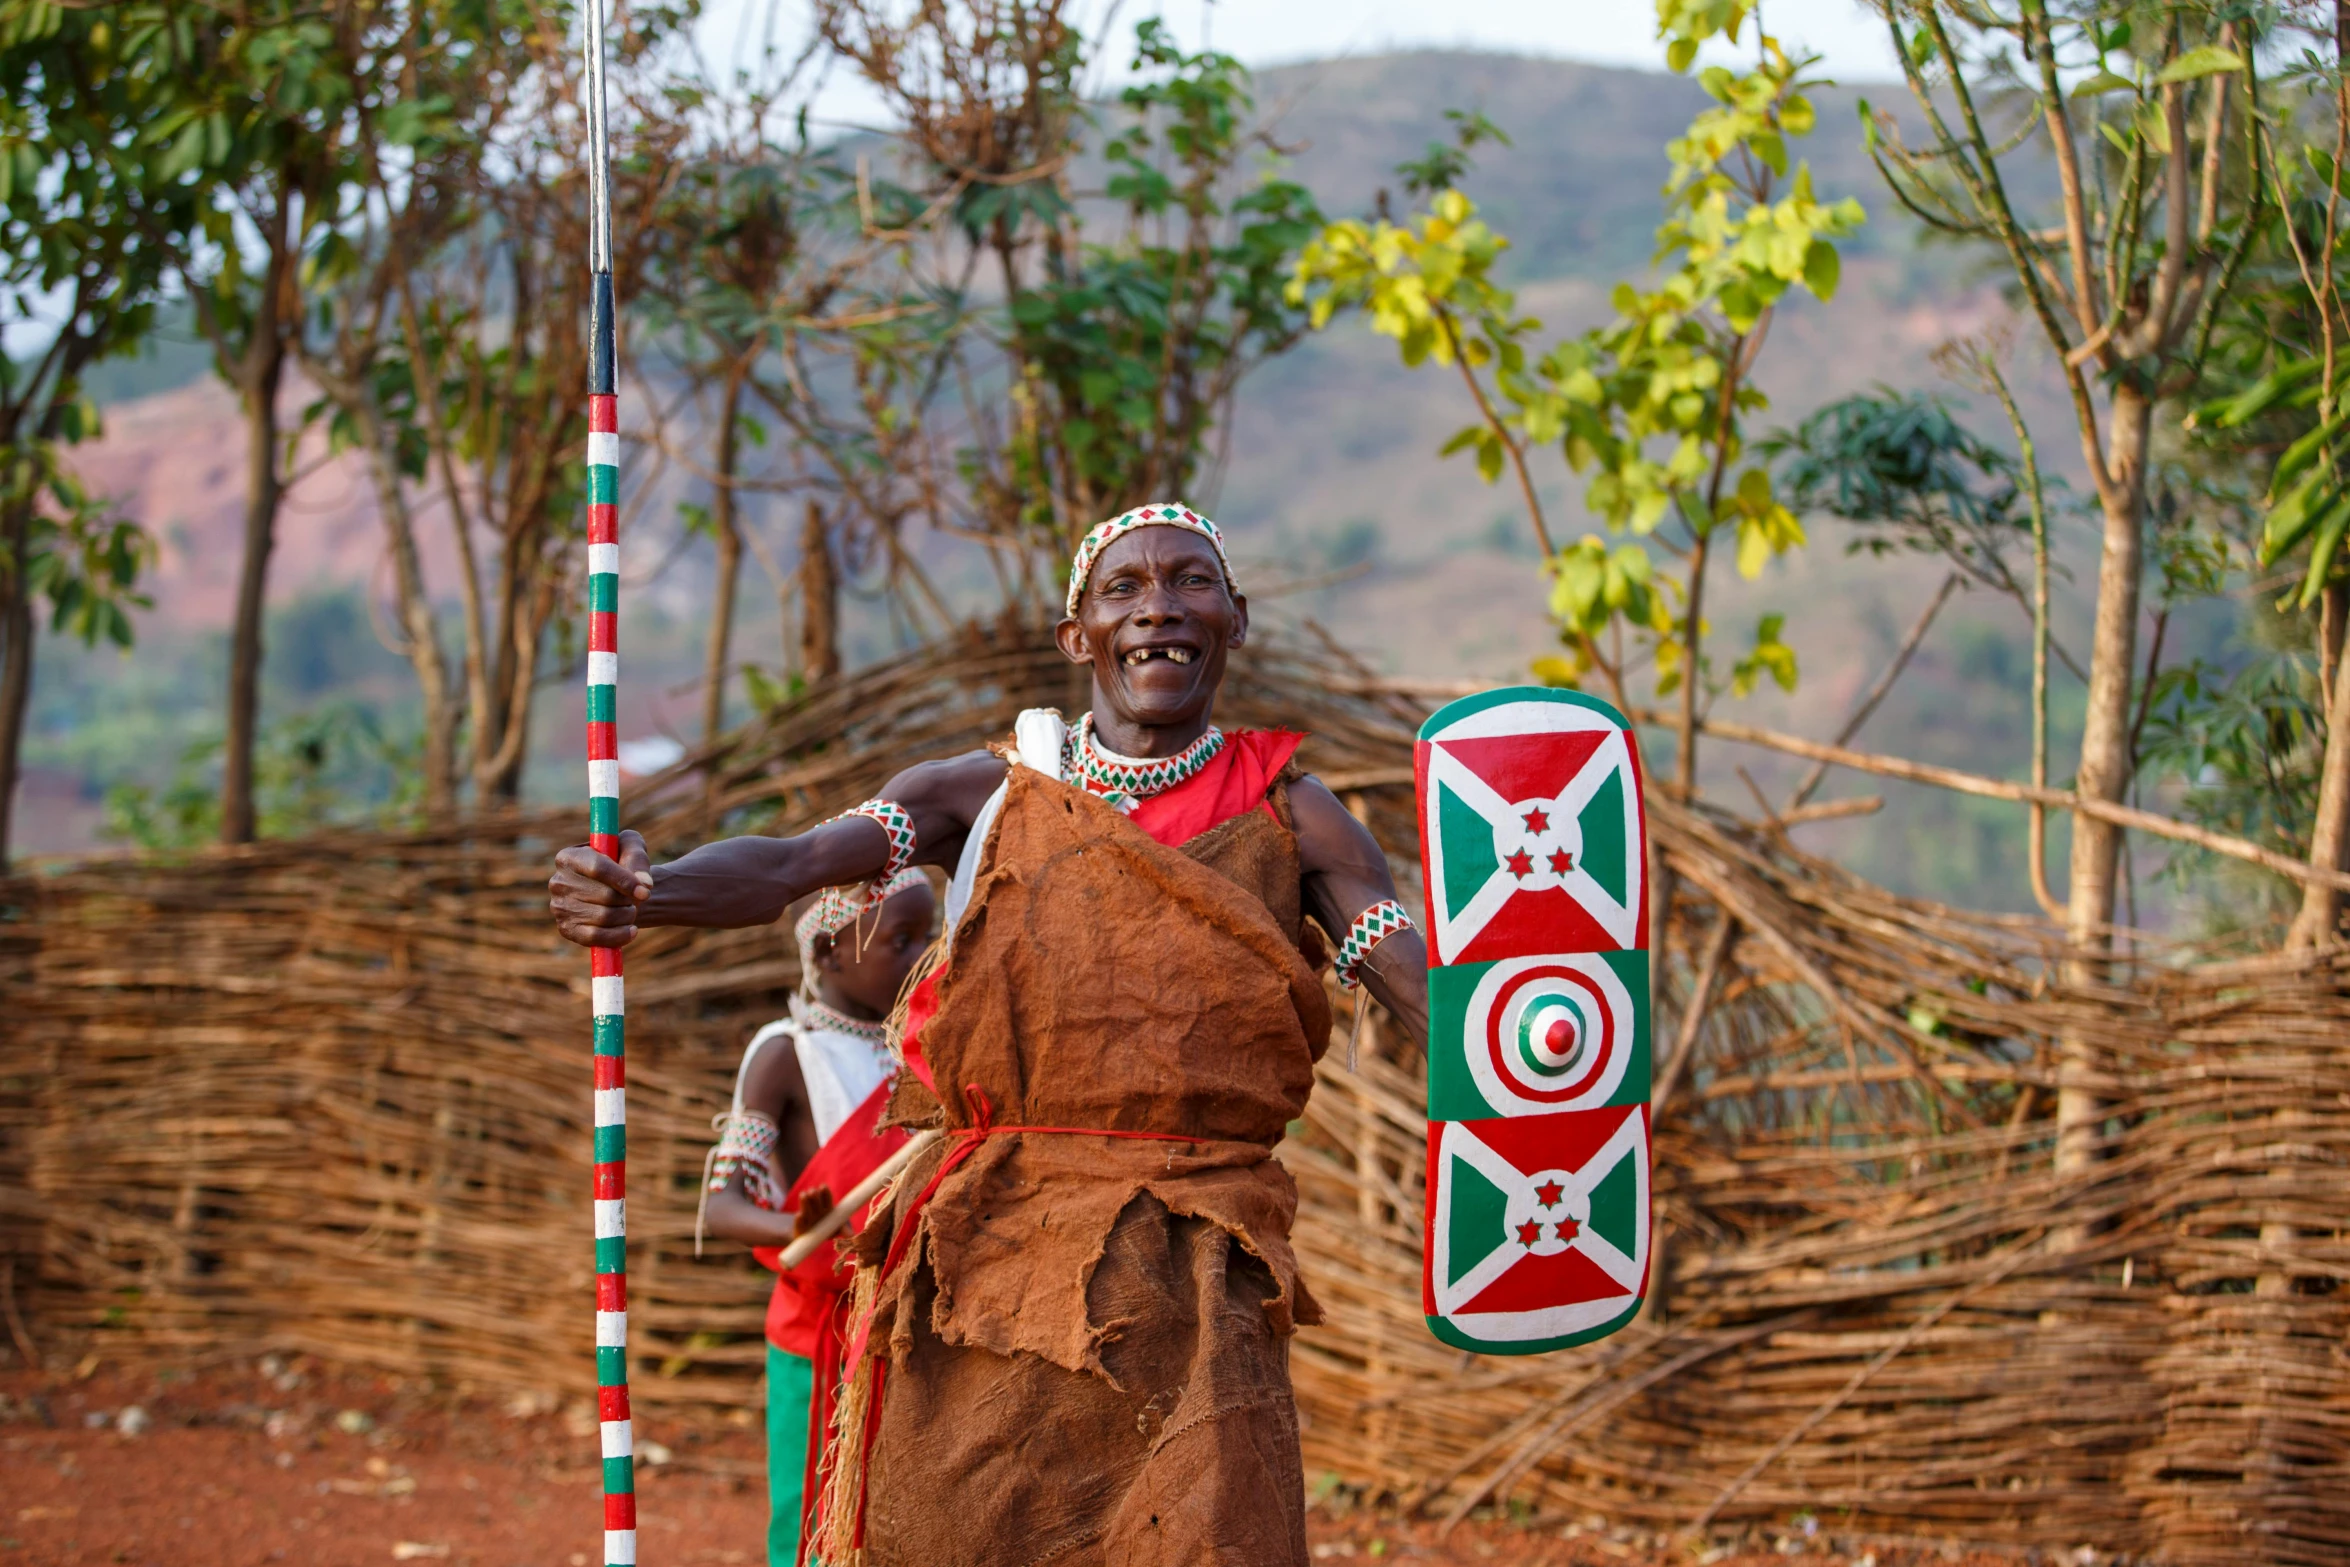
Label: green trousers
xmin=766 ymin=1344 xmax=814 ymax=1567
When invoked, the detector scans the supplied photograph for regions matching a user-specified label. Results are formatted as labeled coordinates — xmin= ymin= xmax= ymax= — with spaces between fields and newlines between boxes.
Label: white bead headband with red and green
xmin=1064 ymin=502 xmax=1238 ymax=616
xmin=794 ymin=867 xmax=930 ymax=967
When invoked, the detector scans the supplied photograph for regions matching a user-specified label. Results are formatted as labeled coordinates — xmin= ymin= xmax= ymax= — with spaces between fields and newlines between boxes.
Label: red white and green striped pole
xmin=580 ymin=3 xmax=632 ymax=1564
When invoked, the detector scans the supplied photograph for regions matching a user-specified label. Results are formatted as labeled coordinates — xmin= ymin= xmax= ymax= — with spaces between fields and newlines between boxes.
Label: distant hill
xmin=1250 ymin=51 xmax=1931 ymax=282
xmin=36 ymin=50 xmax=2195 ymax=921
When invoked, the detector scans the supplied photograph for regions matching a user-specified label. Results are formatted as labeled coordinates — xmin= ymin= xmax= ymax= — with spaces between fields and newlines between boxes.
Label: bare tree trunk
xmin=477 ymin=562 xmax=549 ymax=804
xmin=0 ymin=500 xmax=33 ymax=869
xmin=2289 ymin=579 xmax=2350 ymax=950
xmin=800 ymin=499 xmax=840 ymax=684
xmin=397 ymin=284 xmax=494 ymax=816
xmin=220 ymin=355 xmax=284 ymax=844
xmin=700 ymin=367 xmax=747 ymax=749
xmin=1675 ymin=531 xmax=1710 ymax=801
xmin=473 ymin=524 xmax=550 ymax=805
xmin=2054 ymin=380 xmax=2152 ymax=1224
xmin=477 ymin=548 xmax=522 ymax=800
xmin=299 ymin=336 xmax=460 ymax=821
xmin=219 ymin=206 xmax=294 ymax=846
xmin=364 ymin=427 xmax=457 ymax=820
xmin=2287 ymin=7 xmax=2350 ymax=952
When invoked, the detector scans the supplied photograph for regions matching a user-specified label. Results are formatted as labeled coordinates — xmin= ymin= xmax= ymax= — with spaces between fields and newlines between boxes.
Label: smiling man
xmin=549 ymin=502 xmax=1429 ymax=1567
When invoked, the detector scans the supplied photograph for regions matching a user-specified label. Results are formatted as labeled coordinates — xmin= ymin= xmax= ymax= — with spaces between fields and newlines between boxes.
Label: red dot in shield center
xmin=1544 ymin=1016 xmax=1575 ymax=1057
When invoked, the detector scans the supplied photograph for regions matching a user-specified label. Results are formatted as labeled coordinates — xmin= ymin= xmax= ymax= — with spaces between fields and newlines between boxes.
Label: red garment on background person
xmin=753 ymin=1074 xmax=907 ymax=1556
xmin=894 ymin=728 xmax=1305 ymax=1094
xmin=753 ymin=1076 xmax=910 ymax=1354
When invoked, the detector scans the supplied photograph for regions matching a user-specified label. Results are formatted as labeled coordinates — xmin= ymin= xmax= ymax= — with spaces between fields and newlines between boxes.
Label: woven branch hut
xmin=2 ymin=626 xmax=2345 ymax=1564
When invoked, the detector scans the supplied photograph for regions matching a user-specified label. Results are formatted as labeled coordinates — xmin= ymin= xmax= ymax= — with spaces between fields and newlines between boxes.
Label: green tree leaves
xmin=2196 ymin=357 xmax=2350 ymax=610
xmin=0 ymin=0 xmax=204 ymax=855
xmin=1 ymin=444 xmax=154 ymax=651
xmin=1730 ymin=611 xmax=1797 ymax=698
xmin=2155 ymin=44 xmax=2246 ymax=86
xmin=999 ymin=17 xmax=1324 ymax=531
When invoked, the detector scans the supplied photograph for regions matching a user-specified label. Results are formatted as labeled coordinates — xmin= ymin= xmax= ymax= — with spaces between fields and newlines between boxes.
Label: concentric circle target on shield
xmin=1463 ymin=955 xmax=1634 ymax=1113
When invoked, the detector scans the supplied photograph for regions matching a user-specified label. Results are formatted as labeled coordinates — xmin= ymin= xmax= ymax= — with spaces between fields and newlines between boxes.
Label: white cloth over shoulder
xmin=943 ymin=707 xmax=1065 ymax=943
xmin=786 ymin=997 xmax=894 ymax=1144
xmin=733 ymin=1004 xmax=894 ymax=1149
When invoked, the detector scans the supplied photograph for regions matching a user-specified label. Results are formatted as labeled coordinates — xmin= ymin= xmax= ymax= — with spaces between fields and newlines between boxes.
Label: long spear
xmin=579 ymin=3 xmax=634 ymax=1565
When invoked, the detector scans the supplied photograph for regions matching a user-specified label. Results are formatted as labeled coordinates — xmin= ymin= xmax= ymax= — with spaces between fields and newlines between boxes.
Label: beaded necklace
xmin=1064 ymin=713 xmax=1225 ymax=812
xmin=798 ymin=995 xmax=889 ymax=1046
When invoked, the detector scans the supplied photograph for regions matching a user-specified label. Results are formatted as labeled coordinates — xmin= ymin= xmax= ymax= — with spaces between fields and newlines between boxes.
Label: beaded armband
xmin=706 ymin=1109 xmax=783 ymax=1210
xmin=1335 ymin=899 xmax=1414 ymax=990
xmin=829 ymin=798 xmax=917 ymax=889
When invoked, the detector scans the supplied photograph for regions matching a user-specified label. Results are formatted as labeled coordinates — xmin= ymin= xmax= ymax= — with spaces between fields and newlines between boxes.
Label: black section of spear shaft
xmin=589 ymin=272 xmax=615 ymax=397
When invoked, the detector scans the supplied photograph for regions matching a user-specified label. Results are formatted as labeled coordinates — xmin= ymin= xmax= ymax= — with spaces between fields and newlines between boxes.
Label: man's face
xmin=1055 ymin=528 xmax=1247 ymax=733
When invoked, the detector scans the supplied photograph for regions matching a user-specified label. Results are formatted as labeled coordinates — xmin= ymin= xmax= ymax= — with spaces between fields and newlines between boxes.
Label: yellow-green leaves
xmin=1535 ymin=537 xmax=1673 ymax=690
xmin=1549 ymin=534 xmax=1671 ymax=641
xmin=2071 ymin=69 xmax=2135 ymax=98
xmin=1434 ymin=423 xmax=1501 ymax=484
xmin=1721 ymin=465 xmax=1804 ymax=576
xmin=1287 ymin=189 xmax=1513 ymax=368
xmin=1731 ymin=612 xmax=1798 ymax=697
xmin=1656 ymin=0 xmax=1751 ymax=72
xmin=2155 ymin=45 xmax=2244 ymax=85
xmin=2253 ymin=425 xmax=2350 ymax=609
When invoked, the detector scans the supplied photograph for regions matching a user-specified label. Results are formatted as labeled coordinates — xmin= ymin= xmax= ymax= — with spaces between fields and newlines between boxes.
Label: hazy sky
xmin=694 ymin=0 xmax=1902 ymax=131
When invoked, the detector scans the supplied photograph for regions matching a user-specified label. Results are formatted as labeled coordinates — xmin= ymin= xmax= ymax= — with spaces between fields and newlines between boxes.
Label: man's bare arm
xmin=549 ymin=750 xmax=1006 ymax=948
xmin=1291 ymin=776 xmax=1429 ymax=1046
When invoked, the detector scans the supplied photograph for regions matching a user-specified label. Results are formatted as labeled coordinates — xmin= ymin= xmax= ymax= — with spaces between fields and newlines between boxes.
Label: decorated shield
xmin=1415 ymin=687 xmax=1651 ymax=1354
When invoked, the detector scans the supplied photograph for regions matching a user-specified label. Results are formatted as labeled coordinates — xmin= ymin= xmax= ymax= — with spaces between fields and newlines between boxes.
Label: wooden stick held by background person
xmin=777 ymin=1129 xmax=937 ymax=1270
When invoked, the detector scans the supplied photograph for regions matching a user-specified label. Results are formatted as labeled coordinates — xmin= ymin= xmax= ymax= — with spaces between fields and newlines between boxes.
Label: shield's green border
xmin=1425 ymin=1294 xmax=1645 ymax=1356
xmin=1418 ymin=684 xmax=1633 ymax=743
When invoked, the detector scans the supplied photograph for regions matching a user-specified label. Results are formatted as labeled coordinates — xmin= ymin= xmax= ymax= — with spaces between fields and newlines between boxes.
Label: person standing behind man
xmin=697 ymin=869 xmax=936 ymax=1566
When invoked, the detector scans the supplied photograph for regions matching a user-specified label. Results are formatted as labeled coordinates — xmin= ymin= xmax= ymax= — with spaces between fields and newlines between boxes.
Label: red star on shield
xmin=1534 ymin=1179 xmax=1563 ymax=1206
xmin=1555 ymin=1217 xmax=1581 ymax=1241
xmin=1515 ymin=1219 xmax=1543 ymax=1247
xmin=1521 ymin=807 xmax=1550 ymax=833
xmin=1548 ymin=848 xmax=1574 ymax=875
xmin=1505 ymin=849 xmax=1534 ymax=878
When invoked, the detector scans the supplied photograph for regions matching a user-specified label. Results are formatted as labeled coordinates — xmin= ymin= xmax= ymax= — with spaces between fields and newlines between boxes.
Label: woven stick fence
xmin=2 ymin=625 xmax=2344 ymax=1564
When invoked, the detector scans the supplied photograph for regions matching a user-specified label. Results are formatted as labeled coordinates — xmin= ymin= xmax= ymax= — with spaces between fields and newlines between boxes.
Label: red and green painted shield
xmin=1415 ymin=687 xmax=1651 ymax=1354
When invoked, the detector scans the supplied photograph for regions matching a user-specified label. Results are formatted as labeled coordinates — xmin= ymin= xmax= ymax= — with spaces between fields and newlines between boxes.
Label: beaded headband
xmin=1064 ymin=502 xmax=1237 ymax=616
xmin=793 ymin=867 xmax=932 ymax=969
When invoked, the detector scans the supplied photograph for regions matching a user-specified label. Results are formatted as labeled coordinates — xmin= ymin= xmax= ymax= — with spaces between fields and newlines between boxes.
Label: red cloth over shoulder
xmin=1126 ymin=728 xmax=1303 ymax=847
xmin=755 ymin=1077 xmax=908 ymax=1356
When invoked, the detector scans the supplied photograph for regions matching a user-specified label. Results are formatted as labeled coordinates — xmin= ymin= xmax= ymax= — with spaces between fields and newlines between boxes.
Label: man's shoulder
xmin=882 ymin=748 xmax=1013 ymax=827
xmin=890 ymin=748 xmax=1012 ymax=791
xmin=909 ymin=747 xmax=1012 ymax=778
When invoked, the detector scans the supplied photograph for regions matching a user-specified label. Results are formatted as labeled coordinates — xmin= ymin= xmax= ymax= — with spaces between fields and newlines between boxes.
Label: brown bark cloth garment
xmin=818 ymin=759 xmax=1332 ymax=1567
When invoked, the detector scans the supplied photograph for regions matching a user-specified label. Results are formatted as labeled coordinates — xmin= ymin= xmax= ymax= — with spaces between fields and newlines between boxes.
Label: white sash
xmin=943 ymin=707 xmax=1065 ymax=945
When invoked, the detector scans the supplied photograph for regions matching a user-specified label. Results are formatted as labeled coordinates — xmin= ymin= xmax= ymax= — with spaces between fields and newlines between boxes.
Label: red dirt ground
xmin=0 ymin=1359 xmax=2028 ymax=1567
